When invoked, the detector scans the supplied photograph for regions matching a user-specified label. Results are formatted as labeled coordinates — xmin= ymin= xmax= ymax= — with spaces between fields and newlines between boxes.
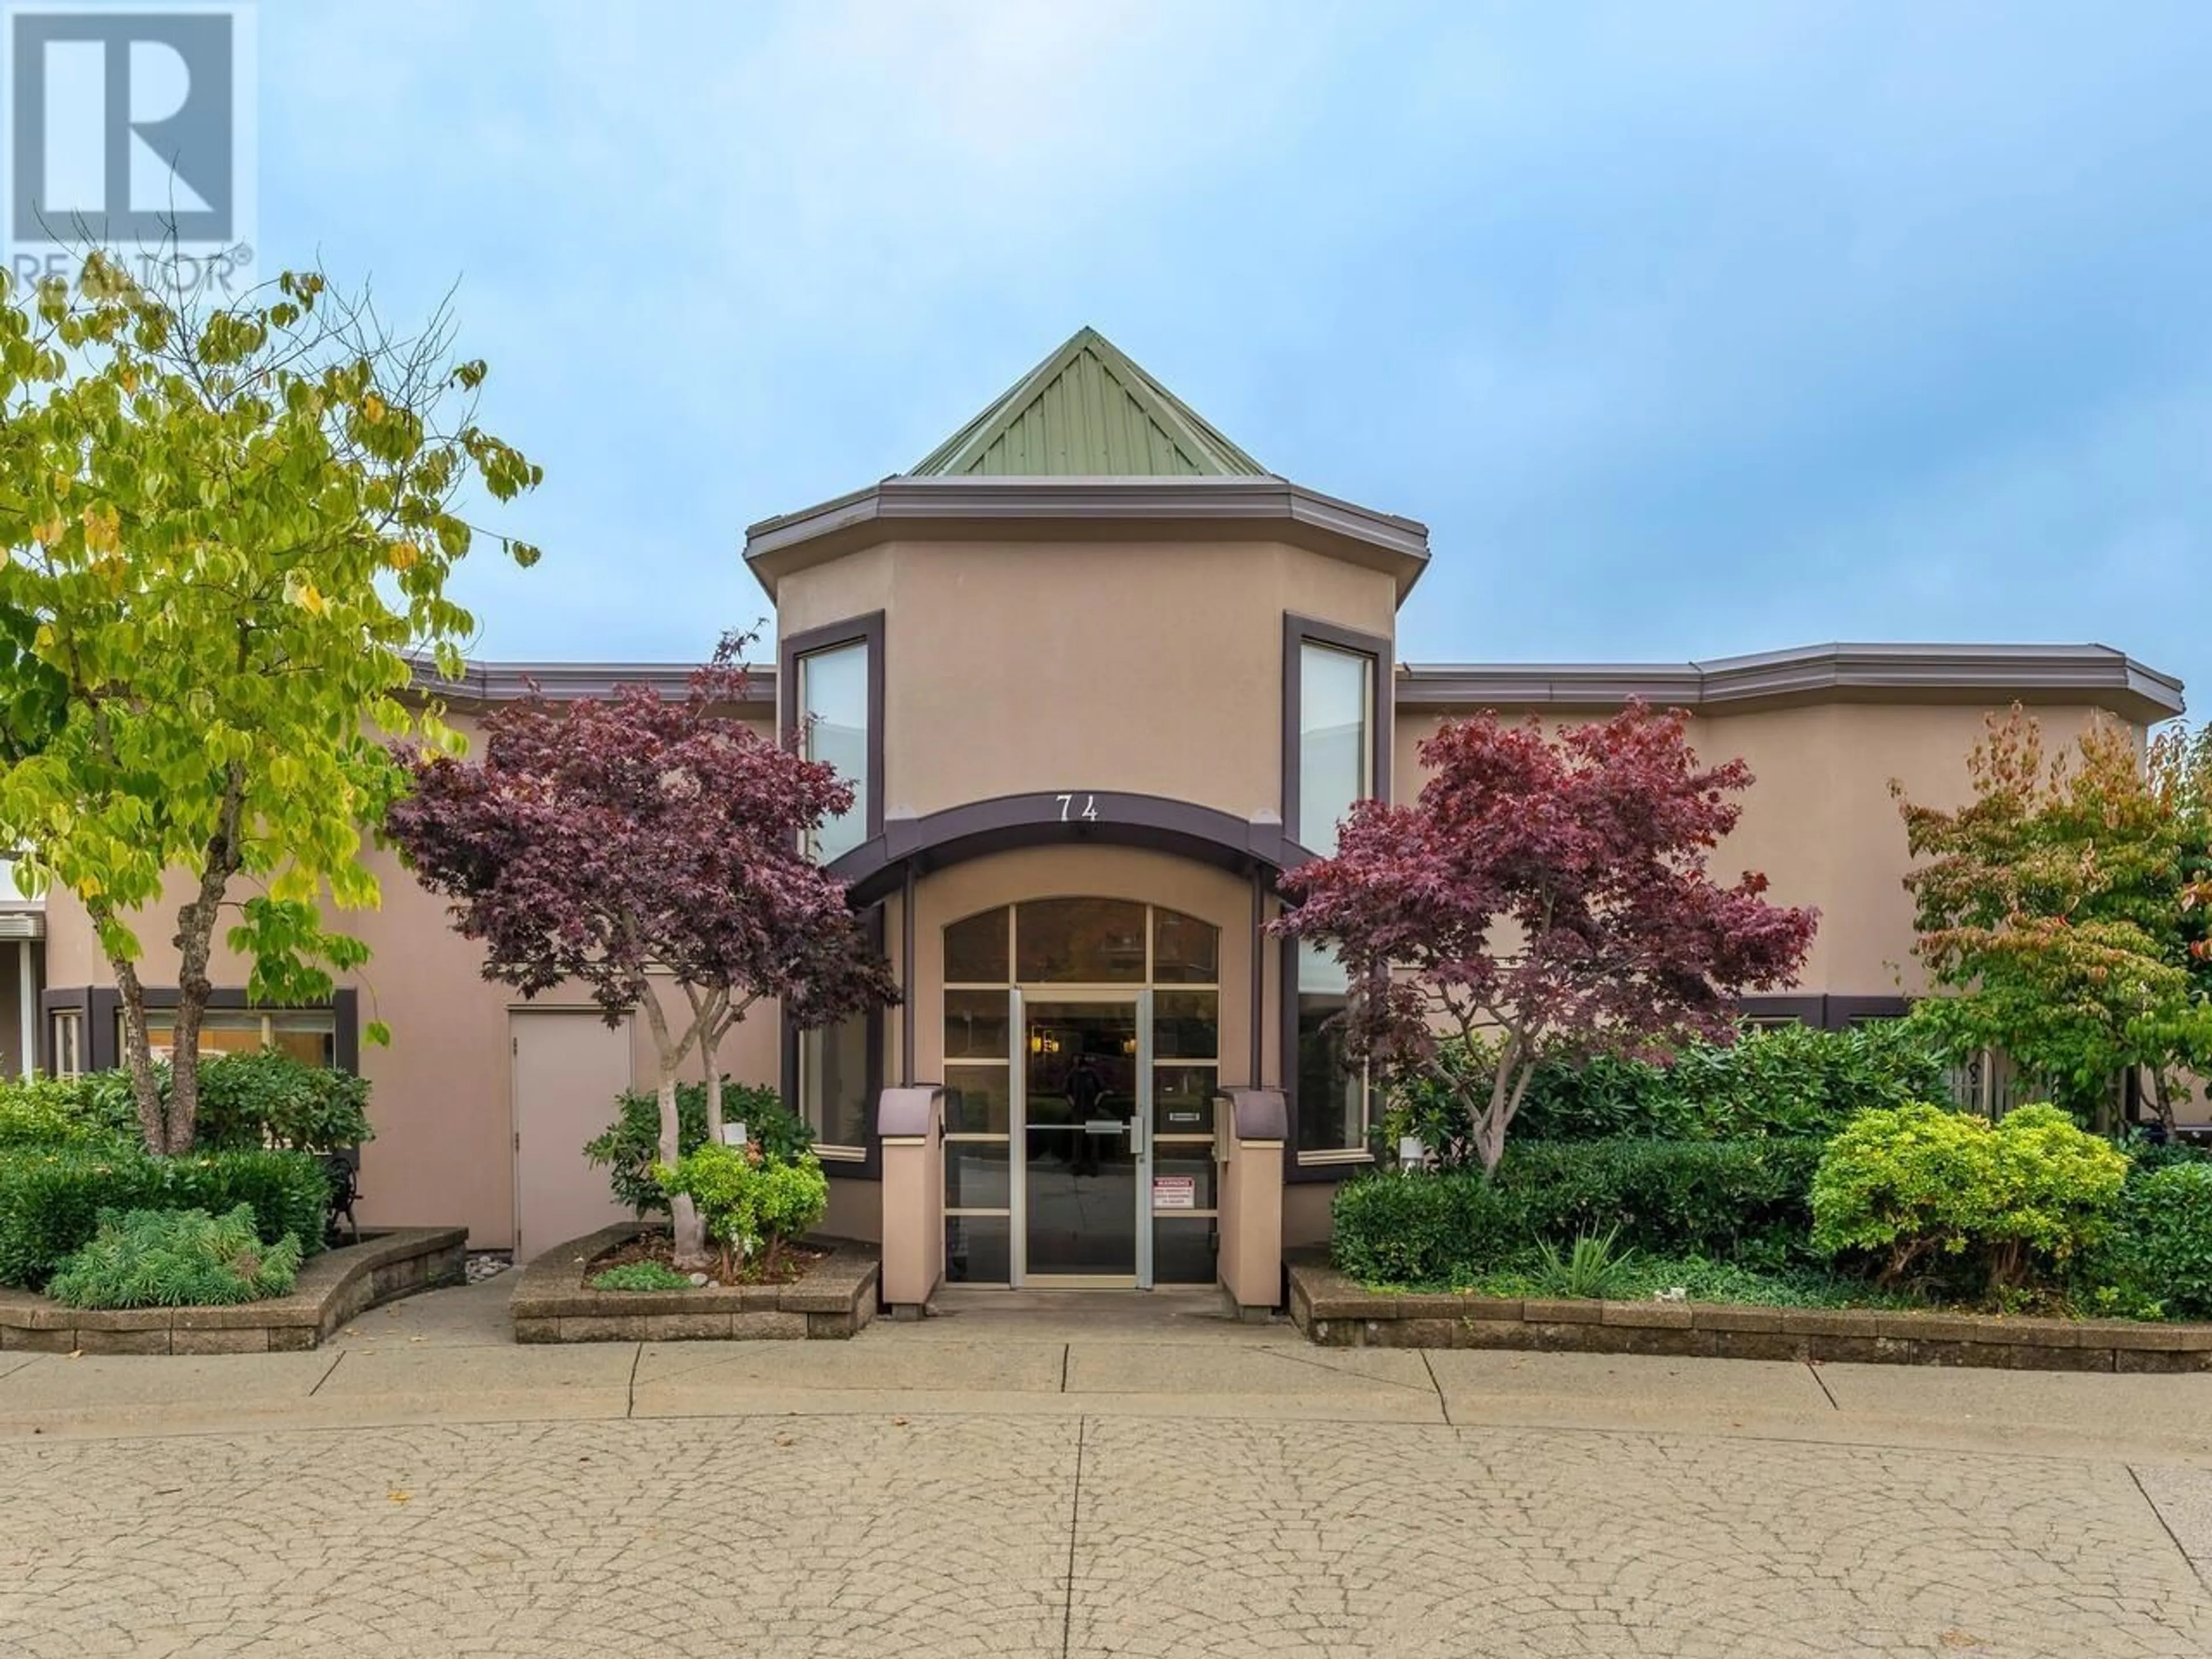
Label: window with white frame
xmin=49 ymin=1008 xmax=82 ymax=1078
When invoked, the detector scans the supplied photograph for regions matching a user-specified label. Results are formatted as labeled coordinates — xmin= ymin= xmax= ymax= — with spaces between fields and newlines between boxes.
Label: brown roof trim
xmin=408 ymin=660 xmax=775 ymax=711
xmin=1396 ymin=643 xmax=2186 ymax=724
xmin=742 ymin=476 xmax=1431 ymax=602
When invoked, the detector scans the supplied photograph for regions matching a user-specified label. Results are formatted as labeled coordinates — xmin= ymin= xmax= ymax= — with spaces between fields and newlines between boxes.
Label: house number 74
xmin=1057 ymin=793 xmax=1100 ymax=823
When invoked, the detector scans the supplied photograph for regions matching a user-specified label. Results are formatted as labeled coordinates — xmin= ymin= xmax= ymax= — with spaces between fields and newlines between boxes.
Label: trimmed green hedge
xmin=1332 ymin=1137 xmax=1825 ymax=1288
xmin=2102 ymin=1162 xmax=2212 ymax=1320
xmin=1496 ymin=1137 xmax=1824 ymax=1261
xmin=0 ymin=1147 xmax=330 ymax=1289
xmin=1510 ymin=1020 xmax=1950 ymax=1142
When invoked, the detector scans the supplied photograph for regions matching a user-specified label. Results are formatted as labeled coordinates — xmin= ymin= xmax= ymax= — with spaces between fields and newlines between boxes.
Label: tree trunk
xmin=162 ymin=770 xmax=245 ymax=1154
xmin=2149 ymin=1070 xmax=2179 ymax=1137
xmin=107 ymin=944 xmax=168 ymax=1154
xmin=638 ymin=987 xmax=710 ymax=1270
xmin=658 ymin=1069 xmax=710 ymax=1270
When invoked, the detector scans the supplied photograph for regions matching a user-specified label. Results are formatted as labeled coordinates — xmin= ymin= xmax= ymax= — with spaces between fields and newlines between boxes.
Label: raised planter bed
xmin=1287 ymin=1251 xmax=2212 ymax=1373
xmin=510 ymin=1222 xmax=878 ymax=1343
xmin=0 ymin=1227 xmax=467 ymax=1355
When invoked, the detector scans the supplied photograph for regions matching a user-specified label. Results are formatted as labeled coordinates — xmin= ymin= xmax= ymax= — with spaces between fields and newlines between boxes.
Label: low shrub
xmin=195 ymin=1052 xmax=373 ymax=1154
xmin=1528 ymin=1228 xmax=1639 ymax=1299
xmin=46 ymin=1204 xmax=304 ymax=1308
xmin=2098 ymin=1163 xmax=2212 ymax=1320
xmin=656 ymin=1143 xmax=828 ymax=1277
xmin=1330 ymin=1169 xmax=1522 ymax=1287
xmin=585 ymin=1080 xmax=806 ymax=1216
xmin=0 ymin=1075 xmax=138 ymax=1150
xmin=2120 ymin=1132 xmax=2212 ymax=1177
xmin=1510 ymin=1019 xmax=1950 ymax=1143
xmin=1331 ymin=1137 xmax=1823 ymax=1287
xmin=588 ymin=1260 xmax=695 ymax=1293
xmin=1810 ymin=1102 xmax=2126 ymax=1294
xmin=1495 ymin=1137 xmax=1826 ymax=1264
xmin=0 ymin=1146 xmax=330 ymax=1288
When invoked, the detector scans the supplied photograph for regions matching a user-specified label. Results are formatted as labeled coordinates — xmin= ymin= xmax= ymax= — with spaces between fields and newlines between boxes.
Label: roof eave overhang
xmin=743 ymin=476 xmax=1431 ymax=603
xmin=1396 ymin=643 xmax=2186 ymax=725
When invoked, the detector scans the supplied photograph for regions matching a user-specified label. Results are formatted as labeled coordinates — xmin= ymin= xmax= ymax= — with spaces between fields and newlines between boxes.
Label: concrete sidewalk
xmin=3 ymin=1278 xmax=2212 ymax=1466
xmin=7 ymin=1279 xmax=2212 ymax=1657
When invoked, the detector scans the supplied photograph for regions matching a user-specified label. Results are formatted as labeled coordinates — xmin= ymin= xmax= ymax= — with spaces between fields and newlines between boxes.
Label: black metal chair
xmin=321 ymin=1149 xmax=361 ymax=1246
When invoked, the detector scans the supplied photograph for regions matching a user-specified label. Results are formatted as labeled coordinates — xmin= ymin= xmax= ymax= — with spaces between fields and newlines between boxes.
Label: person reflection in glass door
xmin=1068 ymin=1052 xmax=1105 ymax=1176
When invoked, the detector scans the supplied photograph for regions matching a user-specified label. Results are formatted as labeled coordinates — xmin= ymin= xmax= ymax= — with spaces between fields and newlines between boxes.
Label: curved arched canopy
xmin=828 ymin=792 xmax=1311 ymax=907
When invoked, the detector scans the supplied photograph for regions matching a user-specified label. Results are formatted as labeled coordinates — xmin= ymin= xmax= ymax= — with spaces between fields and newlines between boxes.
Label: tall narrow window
xmin=799 ymin=1013 xmax=872 ymax=1151
xmin=49 ymin=1008 xmax=82 ymax=1080
xmin=1298 ymin=641 xmax=1372 ymax=855
xmin=798 ymin=641 xmax=870 ymax=863
xmin=1295 ymin=940 xmax=1368 ymax=1157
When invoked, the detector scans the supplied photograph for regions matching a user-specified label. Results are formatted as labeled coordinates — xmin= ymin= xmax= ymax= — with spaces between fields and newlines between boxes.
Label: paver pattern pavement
xmin=2 ymin=1410 xmax=2210 ymax=1657
xmin=5 ymin=1283 xmax=2212 ymax=1657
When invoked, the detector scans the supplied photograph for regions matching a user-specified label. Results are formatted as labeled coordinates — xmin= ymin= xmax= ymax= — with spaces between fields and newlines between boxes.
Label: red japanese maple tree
xmin=1272 ymin=702 xmax=1817 ymax=1176
xmin=385 ymin=646 xmax=898 ymax=1263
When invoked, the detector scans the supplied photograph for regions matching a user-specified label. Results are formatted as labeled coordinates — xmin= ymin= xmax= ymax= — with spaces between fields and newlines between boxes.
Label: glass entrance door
xmin=1020 ymin=995 xmax=1150 ymax=1285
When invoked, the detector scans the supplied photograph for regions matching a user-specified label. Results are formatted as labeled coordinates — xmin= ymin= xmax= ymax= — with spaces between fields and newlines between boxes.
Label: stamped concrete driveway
xmin=2 ymin=1283 xmax=2211 ymax=1657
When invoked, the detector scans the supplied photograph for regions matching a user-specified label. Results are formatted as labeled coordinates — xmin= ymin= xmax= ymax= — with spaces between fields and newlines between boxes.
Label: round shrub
xmin=1810 ymin=1102 xmax=2126 ymax=1293
xmin=1330 ymin=1171 xmax=1521 ymax=1288
xmin=656 ymin=1143 xmax=828 ymax=1275
xmin=2103 ymin=1163 xmax=2212 ymax=1320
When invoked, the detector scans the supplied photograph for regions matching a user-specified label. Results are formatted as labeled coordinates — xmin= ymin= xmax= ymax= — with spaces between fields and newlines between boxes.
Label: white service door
xmin=511 ymin=1010 xmax=635 ymax=1262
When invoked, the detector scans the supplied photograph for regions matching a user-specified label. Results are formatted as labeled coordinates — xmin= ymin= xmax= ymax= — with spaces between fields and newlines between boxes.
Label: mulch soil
xmin=589 ymin=1230 xmax=828 ymax=1286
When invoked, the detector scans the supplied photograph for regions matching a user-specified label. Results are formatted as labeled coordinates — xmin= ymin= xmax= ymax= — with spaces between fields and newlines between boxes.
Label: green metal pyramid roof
xmin=908 ymin=327 xmax=1268 ymax=478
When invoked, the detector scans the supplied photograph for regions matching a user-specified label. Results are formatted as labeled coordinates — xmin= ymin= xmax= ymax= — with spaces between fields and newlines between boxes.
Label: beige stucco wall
xmin=37 ymin=707 xmax=786 ymax=1250
xmin=779 ymin=536 xmax=1398 ymax=827
xmin=1391 ymin=699 xmax=2115 ymax=997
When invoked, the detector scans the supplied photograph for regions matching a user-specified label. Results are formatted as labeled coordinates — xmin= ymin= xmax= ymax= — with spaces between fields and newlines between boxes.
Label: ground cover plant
xmin=587 ymin=1260 xmax=695 ymax=1293
xmin=44 ymin=1203 xmax=304 ymax=1309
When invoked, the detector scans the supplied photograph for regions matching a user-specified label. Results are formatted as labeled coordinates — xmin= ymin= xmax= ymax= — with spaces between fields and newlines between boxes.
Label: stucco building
xmin=27 ymin=328 xmax=2189 ymax=1307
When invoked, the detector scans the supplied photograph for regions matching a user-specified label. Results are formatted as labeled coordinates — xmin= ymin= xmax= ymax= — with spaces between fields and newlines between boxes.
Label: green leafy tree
xmin=0 ymin=254 xmax=540 ymax=1153
xmin=1895 ymin=708 xmax=2212 ymax=1132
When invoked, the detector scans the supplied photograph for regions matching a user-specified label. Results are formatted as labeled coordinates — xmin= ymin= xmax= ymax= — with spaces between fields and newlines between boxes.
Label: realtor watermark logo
xmin=3 ymin=1 xmax=256 ymax=294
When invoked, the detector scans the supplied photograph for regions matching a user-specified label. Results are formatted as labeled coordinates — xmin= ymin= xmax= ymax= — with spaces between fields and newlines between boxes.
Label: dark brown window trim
xmin=1736 ymin=993 xmax=1912 ymax=1031
xmin=778 ymin=611 xmax=887 ymax=845
xmin=40 ymin=986 xmax=361 ymax=1073
xmin=1281 ymin=612 xmax=1393 ymax=850
xmin=783 ymin=903 xmax=890 ymax=1181
xmin=1277 ymin=934 xmax=1376 ymax=1185
xmin=1281 ymin=613 xmax=1392 ymax=1176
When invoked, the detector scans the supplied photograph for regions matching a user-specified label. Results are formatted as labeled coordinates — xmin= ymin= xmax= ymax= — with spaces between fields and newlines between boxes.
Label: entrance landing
xmin=918 ymin=1285 xmax=1275 ymax=1343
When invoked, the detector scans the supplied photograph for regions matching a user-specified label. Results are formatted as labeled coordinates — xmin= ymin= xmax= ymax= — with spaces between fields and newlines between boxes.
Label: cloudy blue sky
xmin=260 ymin=1 xmax=2211 ymax=700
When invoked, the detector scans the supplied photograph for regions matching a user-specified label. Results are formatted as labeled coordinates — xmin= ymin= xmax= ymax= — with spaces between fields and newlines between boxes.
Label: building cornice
xmin=1396 ymin=643 xmax=2186 ymax=724
xmin=741 ymin=475 xmax=1431 ymax=601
